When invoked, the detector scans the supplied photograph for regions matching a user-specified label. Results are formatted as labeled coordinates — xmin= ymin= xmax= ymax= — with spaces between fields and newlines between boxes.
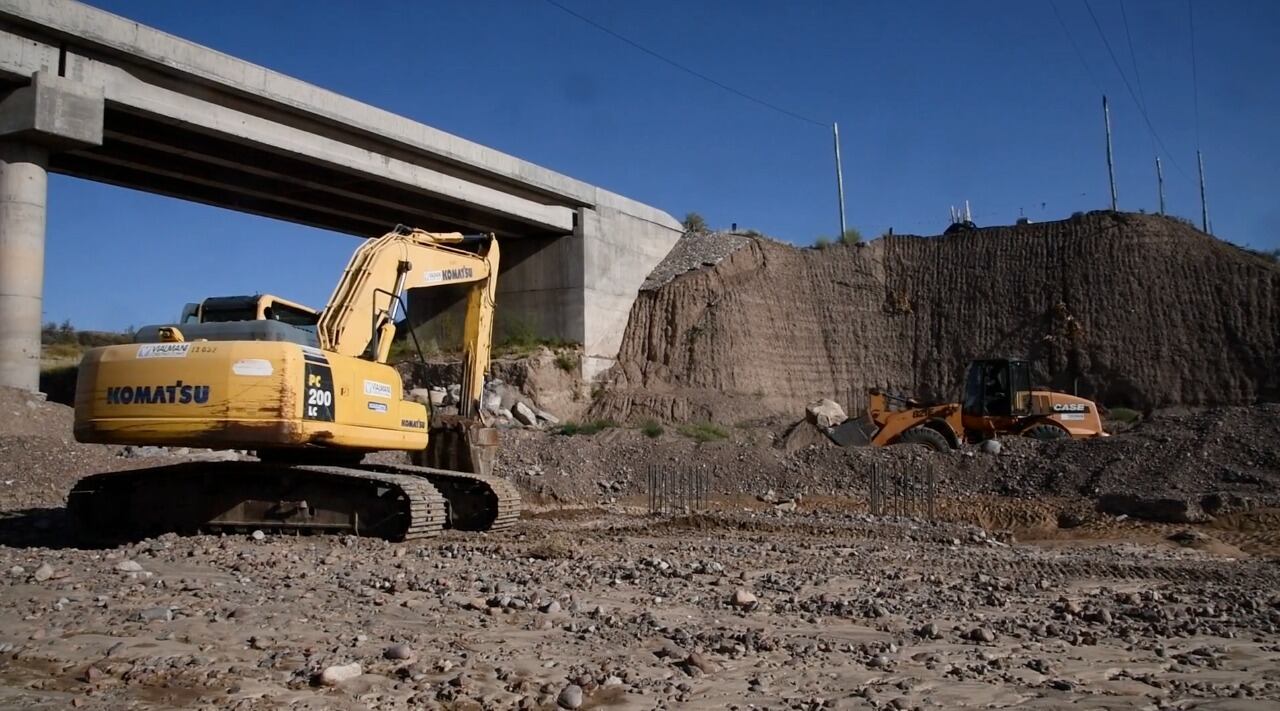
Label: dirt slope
xmin=597 ymin=212 xmax=1280 ymax=422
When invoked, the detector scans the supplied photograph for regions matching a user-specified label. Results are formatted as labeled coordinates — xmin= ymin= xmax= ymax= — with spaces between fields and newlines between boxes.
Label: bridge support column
xmin=0 ymin=72 xmax=103 ymax=391
xmin=0 ymin=142 xmax=48 ymax=390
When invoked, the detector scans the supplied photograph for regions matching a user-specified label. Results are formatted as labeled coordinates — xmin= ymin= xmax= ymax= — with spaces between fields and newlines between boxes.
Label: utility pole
xmin=1197 ymin=150 xmax=1210 ymax=233
xmin=1103 ymin=95 xmax=1117 ymax=211
xmin=833 ymin=122 xmax=847 ymax=239
xmin=1155 ymin=156 xmax=1165 ymax=215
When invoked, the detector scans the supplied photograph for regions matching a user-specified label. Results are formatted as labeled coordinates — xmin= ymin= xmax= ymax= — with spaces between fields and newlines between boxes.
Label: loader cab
xmin=962 ymin=358 xmax=1032 ymax=417
xmin=184 ymin=295 xmax=320 ymax=333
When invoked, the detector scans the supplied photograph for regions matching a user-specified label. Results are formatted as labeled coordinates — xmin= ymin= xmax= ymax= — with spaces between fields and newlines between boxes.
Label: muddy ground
xmin=1 ymin=388 xmax=1279 ymax=709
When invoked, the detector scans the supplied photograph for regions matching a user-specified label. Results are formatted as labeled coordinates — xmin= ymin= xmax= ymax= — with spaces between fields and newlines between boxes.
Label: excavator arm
xmin=316 ymin=225 xmax=499 ymax=417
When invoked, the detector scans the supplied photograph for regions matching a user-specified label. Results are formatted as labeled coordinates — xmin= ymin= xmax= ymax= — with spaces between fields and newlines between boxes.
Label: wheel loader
xmin=68 ymin=226 xmax=519 ymax=543
xmin=827 ymin=358 xmax=1107 ymax=451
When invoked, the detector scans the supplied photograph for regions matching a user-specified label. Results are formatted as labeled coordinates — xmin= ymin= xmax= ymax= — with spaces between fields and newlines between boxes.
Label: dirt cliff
xmin=595 ymin=212 xmax=1280 ymax=422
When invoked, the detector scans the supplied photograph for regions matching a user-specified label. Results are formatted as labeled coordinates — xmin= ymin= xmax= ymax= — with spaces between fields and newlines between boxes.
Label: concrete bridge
xmin=0 ymin=0 xmax=682 ymax=390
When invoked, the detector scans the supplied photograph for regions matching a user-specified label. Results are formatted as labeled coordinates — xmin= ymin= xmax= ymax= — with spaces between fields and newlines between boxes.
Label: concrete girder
xmin=71 ymin=56 xmax=575 ymax=235
xmin=91 ymin=112 xmax=546 ymax=236
xmin=53 ymin=153 xmax=393 ymax=237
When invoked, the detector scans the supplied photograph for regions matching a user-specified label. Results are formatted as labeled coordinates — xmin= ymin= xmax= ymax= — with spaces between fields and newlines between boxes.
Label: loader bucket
xmin=828 ymin=414 xmax=878 ymax=447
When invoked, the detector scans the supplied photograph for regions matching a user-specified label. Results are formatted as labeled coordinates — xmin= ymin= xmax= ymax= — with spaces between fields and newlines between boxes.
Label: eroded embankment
xmin=596 ymin=212 xmax=1280 ymax=423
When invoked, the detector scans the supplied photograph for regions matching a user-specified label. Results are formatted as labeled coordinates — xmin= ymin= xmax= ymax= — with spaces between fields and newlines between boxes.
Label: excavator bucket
xmin=828 ymin=414 xmax=878 ymax=447
xmin=414 ymin=414 xmax=498 ymax=478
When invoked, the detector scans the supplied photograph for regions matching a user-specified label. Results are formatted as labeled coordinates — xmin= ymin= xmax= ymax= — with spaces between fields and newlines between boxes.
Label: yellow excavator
xmin=69 ymin=225 xmax=519 ymax=542
xmin=829 ymin=358 xmax=1108 ymax=451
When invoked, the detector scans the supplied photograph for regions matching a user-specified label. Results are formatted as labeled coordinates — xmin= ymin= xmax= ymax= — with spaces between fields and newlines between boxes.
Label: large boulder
xmin=512 ymin=401 xmax=538 ymax=426
xmin=805 ymin=398 xmax=847 ymax=429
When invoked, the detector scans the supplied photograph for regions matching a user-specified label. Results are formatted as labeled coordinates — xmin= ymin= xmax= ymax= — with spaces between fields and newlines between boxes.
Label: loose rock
xmin=319 ymin=662 xmax=363 ymax=686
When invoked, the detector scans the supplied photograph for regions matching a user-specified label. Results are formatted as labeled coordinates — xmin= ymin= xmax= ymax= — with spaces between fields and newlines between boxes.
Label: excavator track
xmin=66 ymin=460 xmax=519 ymax=544
xmin=363 ymin=463 xmax=522 ymax=533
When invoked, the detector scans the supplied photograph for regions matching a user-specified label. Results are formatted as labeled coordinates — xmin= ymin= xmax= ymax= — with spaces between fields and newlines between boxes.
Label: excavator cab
xmin=962 ymin=358 xmax=1033 ymax=418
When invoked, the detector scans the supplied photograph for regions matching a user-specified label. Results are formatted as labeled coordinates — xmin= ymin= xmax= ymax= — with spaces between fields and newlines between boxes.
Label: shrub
xmin=640 ymin=420 xmax=664 ymax=438
xmin=813 ymin=236 xmax=832 ymax=250
xmin=1106 ymin=407 xmax=1142 ymax=424
xmin=682 ymin=212 xmax=708 ymax=233
xmin=677 ymin=421 xmax=729 ymax=443
xmin=557 ymin=419 xmax=617 ymax=436
xmin=839 ymin=228 xmax=862 ymax=245
xmin=554 ymin=351 xmax=576 ymax=373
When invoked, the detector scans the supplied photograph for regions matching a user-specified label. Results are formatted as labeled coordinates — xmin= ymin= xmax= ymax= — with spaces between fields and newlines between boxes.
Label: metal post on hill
xmin=1155 ymin=157 xmax=1165 ymax=215
xmin=1197 ymin=150 xmax=1210 ymax=234
xmin=1103 ymin=95 xmax=1117 ymax=211
xmin=833 ymin=122 xmax=847 ymax=238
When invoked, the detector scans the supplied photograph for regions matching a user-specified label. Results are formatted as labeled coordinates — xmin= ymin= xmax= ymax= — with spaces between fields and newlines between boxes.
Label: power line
xmin=539 ymin=0 xmax=826 ymax=128
xmin=1187 ymin=0 xmax=1202 ymax=149
xmin=1118 ymin=0 xmax=1157 ymax=154
xmin=1081 ymin=0 xmax=1190 ymax=179
xmin=1047 ymin=0 xmax=1105 ymax=94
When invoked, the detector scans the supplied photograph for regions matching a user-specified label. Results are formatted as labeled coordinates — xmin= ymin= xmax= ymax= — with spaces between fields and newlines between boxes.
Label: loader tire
xmin=1023 ymin=423 xmax=1068 ymax=441
xmin=897 ymin=426 xmax=950 ymax=452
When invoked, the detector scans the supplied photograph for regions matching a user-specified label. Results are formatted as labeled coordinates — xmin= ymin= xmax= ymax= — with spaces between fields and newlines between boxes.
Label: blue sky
xmin=50 ymin=0 xmax=1280 ymax=330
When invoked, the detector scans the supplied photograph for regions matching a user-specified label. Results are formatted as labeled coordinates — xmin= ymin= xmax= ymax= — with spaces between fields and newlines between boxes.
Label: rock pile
xmin=409 ymin=377 xmax=561 ymax=430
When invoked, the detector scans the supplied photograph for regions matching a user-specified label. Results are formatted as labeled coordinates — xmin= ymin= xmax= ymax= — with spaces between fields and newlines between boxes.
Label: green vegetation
xmin=556 ymin=419 xmax=617 ymax=436
xmin=39 ymin=321 xmax=133 ymax=405
xmin=677 ymin=421 xmax=729 ymax=443
xmin=494 ymin=314 xmax=577 ymax=357
xmin=682 ymin=212 xmax=708 ymax=233
xmin=640 ymin=420 xmax=664 ymax=438
xmin=814 ymin=229 xmax=862 ymax=249
xmin=554 ymin=351 xmax=577 ymax=373
xmin=41 ymin=320 xmax=132 ymax=350
xmin=1106 ymin=407 xmax=1142 ymax=424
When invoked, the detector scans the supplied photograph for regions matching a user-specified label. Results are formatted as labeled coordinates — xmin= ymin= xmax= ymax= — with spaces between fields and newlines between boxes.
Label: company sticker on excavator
xmin=137 ymin=343 xmax=191 ymax=358
xmin=363 ymin=380 xmax=393 ymax=398
xmin=423 ymin=266 xmax=473 ymax=284
xmin=303 ymin=363 xmax=335 ymax=422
